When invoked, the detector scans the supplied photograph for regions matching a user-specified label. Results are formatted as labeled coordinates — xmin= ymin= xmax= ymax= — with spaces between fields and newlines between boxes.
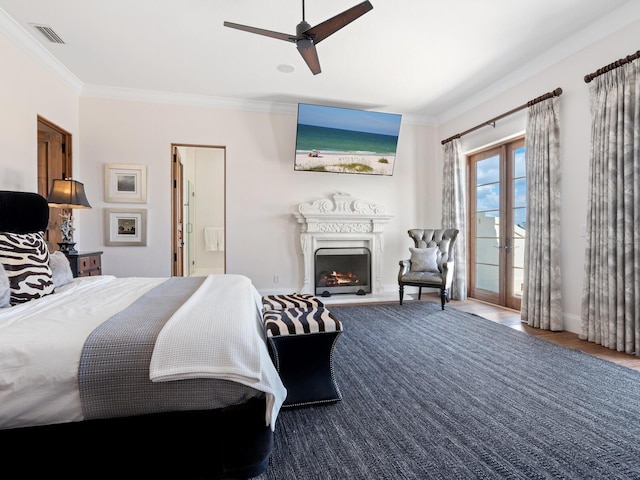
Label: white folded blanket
xmin=149 ymin=274 xmax=286 ymax=430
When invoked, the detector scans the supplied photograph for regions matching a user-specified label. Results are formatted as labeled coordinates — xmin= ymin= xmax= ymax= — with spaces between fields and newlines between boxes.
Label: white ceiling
xmin=1 ymin=0 xmax=638 ymax=122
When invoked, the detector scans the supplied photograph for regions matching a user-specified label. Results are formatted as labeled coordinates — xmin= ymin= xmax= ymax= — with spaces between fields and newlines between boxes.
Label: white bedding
xmin=0 ymin=274 xmax=285 ymax=431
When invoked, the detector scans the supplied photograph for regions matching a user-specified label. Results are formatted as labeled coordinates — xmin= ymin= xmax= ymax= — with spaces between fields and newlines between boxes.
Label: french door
xmin=468 ymin=137 xmax=525 ymax=311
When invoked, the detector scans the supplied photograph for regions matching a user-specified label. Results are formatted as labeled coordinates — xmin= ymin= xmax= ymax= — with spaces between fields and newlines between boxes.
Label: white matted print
xmin=104 ymin=164 xmax=147 ymax=203
xmin=104 ymin=208 xmax=147 ymax=246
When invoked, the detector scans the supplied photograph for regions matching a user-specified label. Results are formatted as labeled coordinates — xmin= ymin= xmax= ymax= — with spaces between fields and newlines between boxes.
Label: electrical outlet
xmin=273 ymin=275 xmax=279 ymax=284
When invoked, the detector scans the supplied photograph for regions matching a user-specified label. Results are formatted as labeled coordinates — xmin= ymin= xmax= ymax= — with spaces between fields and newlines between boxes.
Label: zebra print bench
xmin=262 ymin=296 xmax=342 ymax=407
xmin=262 ymin=293 xmax=325 ymax=310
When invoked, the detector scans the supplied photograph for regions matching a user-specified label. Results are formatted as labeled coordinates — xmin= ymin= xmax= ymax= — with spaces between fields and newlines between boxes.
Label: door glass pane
xmin=513 ymin=205 xmax=526 ymax=228
xmin=512 ymin=146 xmax=526 ymax=302
xmin=513 ymin=178 xmax=526 ymax=209
xmin=476 ymin=184 xmax=500 ymax=211
xmin=475 ymin=209 xmax=500 ymax=294
xmin=476 ymin=154 xmax=501 ymax=296
xmin=512 ymin=237 xmax=526 ymax=269
xmin=477 ymin=155 xmax=500 ymax=184
xmin=512 ymin=268 xmax=524 ymax=298
xmin=476 ymin=264 xmax=499 ymax=292
xmin=476 ymin=237 xmax=499 ymax=264
xmin=513 ymin=147 xmax=526 ymax=177
xmin=512 ymin=237 xmax=526 ymax=298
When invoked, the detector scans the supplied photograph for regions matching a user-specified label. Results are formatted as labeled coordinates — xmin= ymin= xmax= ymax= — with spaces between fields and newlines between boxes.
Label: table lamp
xmin=46 ymin=178 xmax=92 ymax=254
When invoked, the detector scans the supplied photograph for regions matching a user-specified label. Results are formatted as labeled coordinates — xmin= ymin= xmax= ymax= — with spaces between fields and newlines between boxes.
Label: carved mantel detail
xmin=293 ymin=193 xmax=394 ymax=295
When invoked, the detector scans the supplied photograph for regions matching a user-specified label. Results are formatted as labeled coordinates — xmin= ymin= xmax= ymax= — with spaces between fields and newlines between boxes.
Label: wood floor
xmin=443 ymin=295 xmax=640 ymax=372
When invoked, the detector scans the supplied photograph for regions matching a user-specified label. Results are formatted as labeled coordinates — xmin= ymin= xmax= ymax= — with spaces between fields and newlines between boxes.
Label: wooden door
xmin=37 ymin=118 xmax=71 ymax=252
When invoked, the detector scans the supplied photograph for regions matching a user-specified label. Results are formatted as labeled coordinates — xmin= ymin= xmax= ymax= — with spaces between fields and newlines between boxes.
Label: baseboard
xmin=563 ymin=312 xmax=581 ymax=334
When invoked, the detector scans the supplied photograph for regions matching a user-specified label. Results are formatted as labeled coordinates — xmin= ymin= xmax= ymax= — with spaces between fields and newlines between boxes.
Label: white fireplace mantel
xmin=293 ymin=192 xmax=394 ymax=295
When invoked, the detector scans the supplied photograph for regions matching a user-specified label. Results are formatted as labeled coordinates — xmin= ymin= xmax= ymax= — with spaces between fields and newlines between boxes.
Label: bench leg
xmin=268 ymin=332 xmax=342 ymax=407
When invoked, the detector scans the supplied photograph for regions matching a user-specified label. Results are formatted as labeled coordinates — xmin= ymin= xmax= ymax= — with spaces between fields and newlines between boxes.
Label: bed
xmin=0 ymin=190 xmax=286 ymax=479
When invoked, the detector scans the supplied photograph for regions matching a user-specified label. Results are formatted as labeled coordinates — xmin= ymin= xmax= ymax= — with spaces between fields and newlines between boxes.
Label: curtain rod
xmin=584 ymin=50 xmax=640 ymax=83
xmin=440 ymin=87 xmax=563 ymax=145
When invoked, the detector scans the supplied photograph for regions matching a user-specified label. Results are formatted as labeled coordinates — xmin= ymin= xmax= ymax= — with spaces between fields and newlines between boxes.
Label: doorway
xmin=171 ymin=144 xmax=226 ymax=277
xmin=37 ymin=116 xmax=72 ymax=252
xmin=467 ymin=136 xmax=525 ymax=311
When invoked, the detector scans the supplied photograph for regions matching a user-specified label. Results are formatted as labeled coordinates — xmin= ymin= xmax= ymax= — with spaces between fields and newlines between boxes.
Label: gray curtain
xmin=521 ymin=97 xmax=562 ymax=330
xmin=581 ymin=58 xmax=640 ymax=356
xmin=441 ymin=138 xmax=467 ymax=300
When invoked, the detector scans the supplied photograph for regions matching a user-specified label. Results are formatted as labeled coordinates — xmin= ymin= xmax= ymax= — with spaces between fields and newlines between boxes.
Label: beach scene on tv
xmin=294 ymin=104 xmax=402 ymax=176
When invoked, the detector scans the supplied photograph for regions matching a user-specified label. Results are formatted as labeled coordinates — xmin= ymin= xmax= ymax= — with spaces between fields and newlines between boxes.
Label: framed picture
xmin=104 ymin=208 xmax=147 ymax=246
xmin=104 ymin=163 xmax=147 ymax=203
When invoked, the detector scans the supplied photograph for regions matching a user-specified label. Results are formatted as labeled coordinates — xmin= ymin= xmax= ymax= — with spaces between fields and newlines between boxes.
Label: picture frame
xmin=104 ymin=208 xmax=147 ymax=246
xmin=104 ymin=163 xmax=147 ymax=203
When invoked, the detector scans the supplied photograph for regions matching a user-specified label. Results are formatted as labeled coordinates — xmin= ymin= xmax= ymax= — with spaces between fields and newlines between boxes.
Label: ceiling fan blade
xmin=223 ymin=21 xmax=298 ymax=43
xmin=303 ymin=1 xmax=373 ymax=44
xmin=297 ymin=38 xmax=321 ymax=75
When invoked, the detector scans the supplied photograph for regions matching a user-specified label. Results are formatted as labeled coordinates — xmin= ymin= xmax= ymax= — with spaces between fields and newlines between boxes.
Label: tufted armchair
xmin=398 ymin=228 xmax=459 ymax=309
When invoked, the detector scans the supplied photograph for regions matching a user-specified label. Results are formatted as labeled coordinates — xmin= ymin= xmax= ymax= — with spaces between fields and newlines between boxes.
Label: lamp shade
xmin=46 ymin=179 xmax=92 ymax=209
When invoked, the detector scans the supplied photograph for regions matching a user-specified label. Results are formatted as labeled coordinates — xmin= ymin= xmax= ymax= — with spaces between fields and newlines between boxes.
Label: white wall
xmin=78 ymin=96 xmax=436 ymax=295
xmin=0 ymin=32 xmax=80 ymax=193
xmin=437 ymin=19 xmax=640 ymax=332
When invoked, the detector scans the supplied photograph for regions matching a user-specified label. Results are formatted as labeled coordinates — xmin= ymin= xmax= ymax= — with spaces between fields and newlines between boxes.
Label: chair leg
xmin=399 ymin=284 xmax=404 ymax=305
xmin=440 ymin=288 xmax=447 ymax=310
xmin=418 ymin=287 xmax=422 ymax=300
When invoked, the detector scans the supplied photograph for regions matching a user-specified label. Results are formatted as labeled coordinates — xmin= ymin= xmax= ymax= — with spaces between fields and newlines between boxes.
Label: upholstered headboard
xmin=0 ymin=191 xmax=49 ymax=233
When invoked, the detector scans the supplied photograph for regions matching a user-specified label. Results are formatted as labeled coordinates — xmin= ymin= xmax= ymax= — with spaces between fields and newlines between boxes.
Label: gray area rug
xmin=257 ymin=301 xmax=640 ymax=479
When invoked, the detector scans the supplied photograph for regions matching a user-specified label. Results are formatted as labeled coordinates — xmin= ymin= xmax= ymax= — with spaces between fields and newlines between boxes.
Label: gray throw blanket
xmin=78 ymin=277 xmax=263 ymax=420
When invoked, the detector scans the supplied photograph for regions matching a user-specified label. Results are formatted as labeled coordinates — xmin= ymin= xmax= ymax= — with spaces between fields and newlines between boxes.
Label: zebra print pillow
xmin=0 ymin=232 xmax=55 ymax=305
xmin=0 ymin=262 xmax=9 ymax=308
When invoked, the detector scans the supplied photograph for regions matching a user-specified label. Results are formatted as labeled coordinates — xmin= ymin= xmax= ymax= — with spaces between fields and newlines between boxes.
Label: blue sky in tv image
xmin=295 ymin=103 xmax=402 ymax=157
xmin=297 ymin=103 xmax=401 ymax=136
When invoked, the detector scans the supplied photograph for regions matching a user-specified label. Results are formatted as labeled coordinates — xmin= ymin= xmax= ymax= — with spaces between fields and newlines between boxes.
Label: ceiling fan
xmin=223 ymin=1 xmax=373 ymax=75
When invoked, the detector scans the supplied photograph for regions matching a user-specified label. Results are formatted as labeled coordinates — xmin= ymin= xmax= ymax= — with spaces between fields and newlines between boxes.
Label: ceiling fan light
xmin=277 ymin=64 xmax=295 ymax=73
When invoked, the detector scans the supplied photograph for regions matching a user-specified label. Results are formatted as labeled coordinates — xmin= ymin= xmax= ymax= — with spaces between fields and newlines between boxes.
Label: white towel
xmin=204 ymin=227 xmax=224 ymax=251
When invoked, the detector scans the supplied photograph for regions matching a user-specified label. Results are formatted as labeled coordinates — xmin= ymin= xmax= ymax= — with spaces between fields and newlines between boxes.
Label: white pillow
xmin=0 ymin=262 xmax=10 ymax=308
xmin=409 ymin=247 xmax=439 ymax=273
xmin=50 ymin=251 xmax=74 ymax=289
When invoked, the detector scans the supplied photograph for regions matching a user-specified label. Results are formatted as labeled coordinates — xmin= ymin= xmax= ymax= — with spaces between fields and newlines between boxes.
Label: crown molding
xmin=80 ymin=84 xmax=299 ymax=114
xmin=0 ymin=6 xmax=83 ymax=94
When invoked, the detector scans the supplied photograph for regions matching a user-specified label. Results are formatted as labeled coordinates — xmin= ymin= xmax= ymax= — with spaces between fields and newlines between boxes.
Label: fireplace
xmin=315 ymin=247 xmax=371 ymax=296
xmin=294 ymin=193 xmax=393 ymax=296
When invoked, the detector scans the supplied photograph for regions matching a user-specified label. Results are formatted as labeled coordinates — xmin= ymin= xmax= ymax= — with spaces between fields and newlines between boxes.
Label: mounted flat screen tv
xmin=294 ymin=103 xmax=402 ymax=176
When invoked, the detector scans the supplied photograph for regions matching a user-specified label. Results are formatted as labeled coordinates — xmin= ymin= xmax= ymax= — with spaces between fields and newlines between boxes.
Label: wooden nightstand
xmin=65 ymin=251 xmax=103 ymax=278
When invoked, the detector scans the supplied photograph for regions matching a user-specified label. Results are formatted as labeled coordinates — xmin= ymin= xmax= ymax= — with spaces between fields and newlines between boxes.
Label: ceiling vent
xmin=30 ymin=24 xmax=65 ymax=44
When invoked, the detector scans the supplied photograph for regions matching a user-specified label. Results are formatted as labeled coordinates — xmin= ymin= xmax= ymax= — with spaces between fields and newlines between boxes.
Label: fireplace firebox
xmin=314 ymin=247 xmax=371 ymax=296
